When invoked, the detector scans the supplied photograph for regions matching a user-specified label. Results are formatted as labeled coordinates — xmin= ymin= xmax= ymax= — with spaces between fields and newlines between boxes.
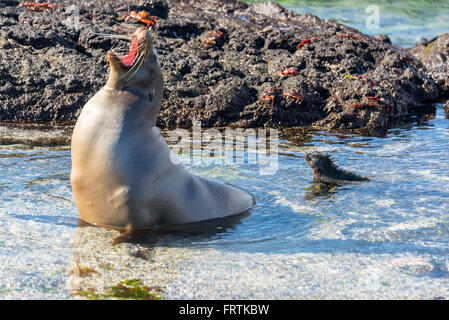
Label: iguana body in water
xmin=304 ymin=151 xmax=369 ymax=185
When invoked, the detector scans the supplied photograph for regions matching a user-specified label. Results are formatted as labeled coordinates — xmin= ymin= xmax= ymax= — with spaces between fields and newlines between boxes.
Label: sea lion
xmin=304 ymin=151 xmax=369 ymax=185
xmin=70 ymin=27 xmax=255 ymax=230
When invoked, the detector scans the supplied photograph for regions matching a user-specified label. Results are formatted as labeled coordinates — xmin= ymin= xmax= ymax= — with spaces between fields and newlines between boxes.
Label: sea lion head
xmin=106 ymin=27 xmax=162 ymax=95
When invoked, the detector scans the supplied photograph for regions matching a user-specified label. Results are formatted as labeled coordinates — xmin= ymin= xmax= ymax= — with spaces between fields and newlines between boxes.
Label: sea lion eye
xmin=149 ymin=88 xmax=154 ymax=102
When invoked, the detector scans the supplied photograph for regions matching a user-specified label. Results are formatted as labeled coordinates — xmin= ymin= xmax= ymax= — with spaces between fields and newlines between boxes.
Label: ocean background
xmin=245 ymin=0 xmax=449 ymax=47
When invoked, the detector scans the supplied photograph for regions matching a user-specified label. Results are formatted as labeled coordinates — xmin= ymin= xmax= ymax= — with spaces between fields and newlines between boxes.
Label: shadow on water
xmin=109 ymin=211 xmax=252 ymax=245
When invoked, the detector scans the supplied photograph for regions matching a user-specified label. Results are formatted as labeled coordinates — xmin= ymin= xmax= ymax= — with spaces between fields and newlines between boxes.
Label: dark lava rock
xmin=411 ymin=33 xmax=449 ymax=98
xmin=0 ymin=0 xmax=441 ymax=134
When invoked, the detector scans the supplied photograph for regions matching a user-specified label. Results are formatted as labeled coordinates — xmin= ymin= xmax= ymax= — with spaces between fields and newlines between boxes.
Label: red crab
xmin=357 ymin=75 xmax=376 ymax=87
xmin=202 ymin=30 xmax=226 ymax=47
xmin=279 ymin=67 xmax=299 ymax=77
xmin=338 ymin=32 xmax=363 ymax=40
xmin=282 ymin=90 xmax=302 ymax=103
xmin=121 ymin=10 xmax=158 ymax=28
xmin=257 ymin=86 xmax=279 ymax=107
xmin=17 ymin=2 xmax=61 ymax=11
xmin=296 ymin=37 xmax=320 ymax=50
xmin=353 ymin=96 xmax=393 ymax=114
xmin=365 ymin=96 xmax=393 ymax=114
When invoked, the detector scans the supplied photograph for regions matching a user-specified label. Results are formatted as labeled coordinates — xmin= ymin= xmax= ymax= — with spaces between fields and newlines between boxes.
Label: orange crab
xmin=338 ymin=32 xmax=361 ymax=39
xmin=338 ymin=32 xmax=369 ymax=42
xmin=202 ymin=30 xmax=226 ymax=47
xmin=279 ymin=67 xmax=299 ymax=77
xmin=353 ymin=96 xmax=393 ymax=114
xmin=296 ymin=37 xmax=320 ymax=50
xmin=17 ymin=2 xmax=61 ymax=11
xmin=122 ymin=10 xmax=158 ymax=28
xmin=282 ymin=90 xmax=302 ymax=103
xmin=365 ymin=96 xmax=393 ymax=114
xmin=353 ymin=101 xmax=377 ymax=108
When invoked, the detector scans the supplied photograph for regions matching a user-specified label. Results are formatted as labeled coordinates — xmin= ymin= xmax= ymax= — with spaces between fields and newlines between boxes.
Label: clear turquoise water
xmin=246 ymin=0 xmax=449 ymax=47
xmin=0 ymin=105 xmax=448 ymax=299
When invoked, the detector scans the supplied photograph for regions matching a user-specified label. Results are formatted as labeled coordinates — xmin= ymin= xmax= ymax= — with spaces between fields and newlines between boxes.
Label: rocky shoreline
xmin=0 ymin=0 xmax=447 ymax=135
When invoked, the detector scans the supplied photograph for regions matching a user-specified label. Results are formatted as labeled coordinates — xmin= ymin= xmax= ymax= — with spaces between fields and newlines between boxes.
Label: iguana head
xmin=304 ymin=151 xmax=335 ymax=173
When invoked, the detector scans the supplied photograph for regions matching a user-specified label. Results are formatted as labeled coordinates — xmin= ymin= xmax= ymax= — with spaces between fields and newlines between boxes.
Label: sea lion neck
xmin=102 ymin=70 xmax=163 ymax=129
xmin=103 ymin=27 xmax=164 ymax=122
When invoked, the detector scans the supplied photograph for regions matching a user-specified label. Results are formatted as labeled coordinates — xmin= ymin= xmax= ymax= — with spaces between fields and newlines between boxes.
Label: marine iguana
xmin=304 ymin=151 xmax=369 ymax=185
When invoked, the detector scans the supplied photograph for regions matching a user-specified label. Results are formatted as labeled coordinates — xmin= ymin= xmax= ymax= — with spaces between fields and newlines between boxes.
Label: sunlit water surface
xmin=0 ymin=106 xmax=448 ymax=299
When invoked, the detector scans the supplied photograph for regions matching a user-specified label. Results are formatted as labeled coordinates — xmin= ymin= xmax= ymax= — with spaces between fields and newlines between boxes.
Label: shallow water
xmin=0 ymin=105 xmax=448 ymax=299
xmin=246 ymin=0 xmax=449 ymax=47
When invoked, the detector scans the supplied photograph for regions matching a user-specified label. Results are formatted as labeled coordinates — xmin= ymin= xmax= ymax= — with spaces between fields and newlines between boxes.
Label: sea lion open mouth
xmin=109 ymin=35 xmax=140 ymax=69
xmin=119 ymin=36 xmax=139 ymax=67
xmin=107 ymin=27 xmax=151 ymax=72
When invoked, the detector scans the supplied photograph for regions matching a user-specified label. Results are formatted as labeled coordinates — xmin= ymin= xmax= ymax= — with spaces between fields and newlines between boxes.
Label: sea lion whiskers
xmin=119 ymin=52 xmax=144 ymax=81
xmin=120 ymin=40 xmax=150 ymax=81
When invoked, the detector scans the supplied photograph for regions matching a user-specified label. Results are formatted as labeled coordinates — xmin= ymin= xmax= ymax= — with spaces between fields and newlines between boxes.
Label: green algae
xmin=109 ymin=279 xmax=162 ymax=300
xmin=73 ymin=279 xmax=163 ymax=300
xmin=73 ymin=265 xmax=98 ymax=277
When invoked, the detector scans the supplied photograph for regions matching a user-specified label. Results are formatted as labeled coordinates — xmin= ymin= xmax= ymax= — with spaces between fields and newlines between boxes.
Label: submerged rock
xmin=0 ymin=0 xmax=442 ymax=134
